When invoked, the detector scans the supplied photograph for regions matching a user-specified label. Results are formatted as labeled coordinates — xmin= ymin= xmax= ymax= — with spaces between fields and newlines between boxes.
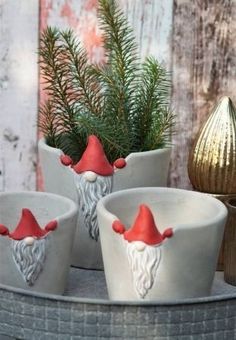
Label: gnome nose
xmin=83 ymin=171 xmax=97 ymax=182
xmin=24 ymin=236 xmax=35 ymax=246
xmin=135 ymin=241 xmax=146 ymax=252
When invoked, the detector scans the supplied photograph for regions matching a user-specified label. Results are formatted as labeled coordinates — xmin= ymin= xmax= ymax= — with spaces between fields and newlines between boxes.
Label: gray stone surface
xmin=0 ymin=269 xmax=235 ymax=339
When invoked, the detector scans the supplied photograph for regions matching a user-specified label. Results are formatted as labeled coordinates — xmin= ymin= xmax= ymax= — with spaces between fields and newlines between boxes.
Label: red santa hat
xmin=8 ymin=208 xmax=57 ymax=240
xmin=113 ymin=204 xmax=173 ymax=245
xmin=73 ymin=135 xmax=114 ymax=176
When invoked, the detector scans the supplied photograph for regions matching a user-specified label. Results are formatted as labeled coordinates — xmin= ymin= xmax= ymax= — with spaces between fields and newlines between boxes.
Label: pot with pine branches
xmin=38 ymin=0 xmax=175 ymax=269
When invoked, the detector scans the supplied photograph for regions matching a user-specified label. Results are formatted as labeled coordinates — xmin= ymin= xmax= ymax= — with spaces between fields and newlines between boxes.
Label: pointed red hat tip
xmin=9 ymin=208 xmax=48 ymax=240
xmin=60 ymin=154 xmax=73 ymax=166
xmin=44 ymin=220 xmax=57 ymax=232
xmin=0 ymin=225 xmax=9 ymax=236
xmin=73 ymin=135 xmax=114 ymax=176
xmin=113 ymin=158 xmax=126 ymax=169
xmin=112 ymin=220 xmax=126 ymax=234
xmin=124 ymin=204 xmax=165 ymax=245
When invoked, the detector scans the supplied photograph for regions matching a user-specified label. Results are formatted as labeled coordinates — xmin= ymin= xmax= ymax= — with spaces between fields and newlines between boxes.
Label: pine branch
xmin=144 ymin=108 xmax=175 ymax=150
xmin=38 ymin=100 xmax=58 ymax=147
xmin=56 ymin=129 xmax=86 ymax=162
xmin=96 ymin=0 xmax=139 ymax=147
xmin=59 ymin=30 xmax=103 ymax=117
xmin=75 ymin=113 xmax=130 ymax=162
xmin=39 ymin=27 xmax=78 ymax=132
xmin=39 ymin=27 xmax=104 ymax=160
xmin=133 ymin=57 xmax=174 ymax=151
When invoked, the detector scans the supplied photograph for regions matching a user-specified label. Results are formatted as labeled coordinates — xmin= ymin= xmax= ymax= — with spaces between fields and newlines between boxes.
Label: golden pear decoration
xmin=188 ymin=96 xmax=236 ymax=194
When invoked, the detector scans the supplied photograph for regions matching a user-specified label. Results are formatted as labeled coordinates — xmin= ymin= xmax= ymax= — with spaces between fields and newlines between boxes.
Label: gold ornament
xmin=188 ymin=96 xmax=236 ymax=194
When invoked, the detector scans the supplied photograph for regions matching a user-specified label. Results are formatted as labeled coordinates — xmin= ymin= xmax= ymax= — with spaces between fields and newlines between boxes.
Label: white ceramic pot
xmin=0 ymin=191 xmax=77 ymax=295
xmin=38 ymin=139 xmax=171 ymax=269
xmin=97 ymin=187 xmax=227 ymax=301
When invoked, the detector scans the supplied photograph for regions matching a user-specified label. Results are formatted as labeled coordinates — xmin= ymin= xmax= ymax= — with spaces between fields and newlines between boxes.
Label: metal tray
xmin=0 ymin=269 xmax=236 ymax=339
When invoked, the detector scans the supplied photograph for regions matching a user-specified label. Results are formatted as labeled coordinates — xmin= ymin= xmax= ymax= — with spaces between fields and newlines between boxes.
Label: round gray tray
xmin=0 ymin=269 xmax=236 ymax=339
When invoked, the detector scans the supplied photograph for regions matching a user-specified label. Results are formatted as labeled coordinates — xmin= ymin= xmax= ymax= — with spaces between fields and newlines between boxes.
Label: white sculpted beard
xmin=12 ymin=238 xmax=47 ymax=286
xmin=126 ymin=241 xmax=161 ymax=299
xmin=74 ymin=173 xmax=113 ymax=241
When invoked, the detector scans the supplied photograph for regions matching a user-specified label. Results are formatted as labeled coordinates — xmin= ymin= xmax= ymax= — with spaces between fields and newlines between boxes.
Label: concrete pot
xmin=97 ymin=187 xmax=227 ymax=301
xmin=38 ymin=139 xmax=171 ymax=269
xmin=0 ymin=191 xmax=77 ymax=295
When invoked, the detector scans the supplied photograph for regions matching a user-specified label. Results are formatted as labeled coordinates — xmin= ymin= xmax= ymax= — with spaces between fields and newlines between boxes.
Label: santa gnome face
xmin=60 ymin=135 xmax=126 ymax=241
xmin=0 ymin=208 xmax=57 ymax=286
xmin=61 ymin=135 xmax=126 ymax=241
xmin=113 ymin=205 xmax=173 ymax=299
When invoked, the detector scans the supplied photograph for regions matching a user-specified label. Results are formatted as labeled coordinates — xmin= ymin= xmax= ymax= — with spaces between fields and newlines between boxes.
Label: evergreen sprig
xmin=133 ymin=56 xmax=174 ymax=151
xmin=39 ymin=0 xmax=175 ymax=162
xmin=38 ymin=100 xmax=58 ymax=147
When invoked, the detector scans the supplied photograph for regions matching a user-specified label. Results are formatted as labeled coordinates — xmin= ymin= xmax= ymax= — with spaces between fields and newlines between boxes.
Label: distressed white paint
xmin=120 ymin=0 xmax=173 ymax=67
xmin=40 ymin=0 xmax=104 ymax=62
xmin=0 ymin=0 xmax=39 ymax=191
xmin=41 ymin=0 xmax=173 ymax=66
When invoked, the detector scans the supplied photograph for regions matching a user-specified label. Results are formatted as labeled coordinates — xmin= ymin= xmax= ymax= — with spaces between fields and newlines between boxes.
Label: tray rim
xmin=0 ymin=280 xmax=236 ymax=307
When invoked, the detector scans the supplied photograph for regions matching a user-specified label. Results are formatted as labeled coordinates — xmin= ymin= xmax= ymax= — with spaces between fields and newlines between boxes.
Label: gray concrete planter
xmin=0 ymin=191 xmax=77 ymax=295
xmin=38 ymin=139 xmax=171 ymax=270
xmin=97 ymin=187 xmax=227 ymax=301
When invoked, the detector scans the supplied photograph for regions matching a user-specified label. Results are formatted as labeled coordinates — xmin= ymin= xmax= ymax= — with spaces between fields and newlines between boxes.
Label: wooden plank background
xmin=170 ymin=0 xmax=236 ymax=189
xmin=0 ymin=0 xmax=39 ymax=191
xmin=1 ymin=0 xmax=235 ymax=191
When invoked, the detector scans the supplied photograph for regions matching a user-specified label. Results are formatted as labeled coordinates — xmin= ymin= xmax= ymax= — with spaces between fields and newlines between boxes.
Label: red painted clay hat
xmin=113 ymin=204 xmax=173 ymax=245
xmin=73 ymin=135 xmax=114 ymax=176
xmin=9 ymin=208 xmax=57 ymax=240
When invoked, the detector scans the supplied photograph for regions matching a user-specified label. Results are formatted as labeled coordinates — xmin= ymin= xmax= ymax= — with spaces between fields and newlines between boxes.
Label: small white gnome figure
xmin=0 ymin=208 xmax=57 ymax=286
xmin=112 ymin=204 xmax=173 ymax=299
xmin=61 ymin=135 xmax=126 ymax=241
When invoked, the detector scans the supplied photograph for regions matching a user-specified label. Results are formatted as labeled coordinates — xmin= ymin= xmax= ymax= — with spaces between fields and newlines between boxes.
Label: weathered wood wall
xmin=1 ymin=0 xmax=235 ymax=190
xmin=0 ymin=0 xmax=39 ymax=191
xmin=40 ymin=0 xmax=173 ymax=63
xmin=170 ymin=0 xmax=236 ymax=189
